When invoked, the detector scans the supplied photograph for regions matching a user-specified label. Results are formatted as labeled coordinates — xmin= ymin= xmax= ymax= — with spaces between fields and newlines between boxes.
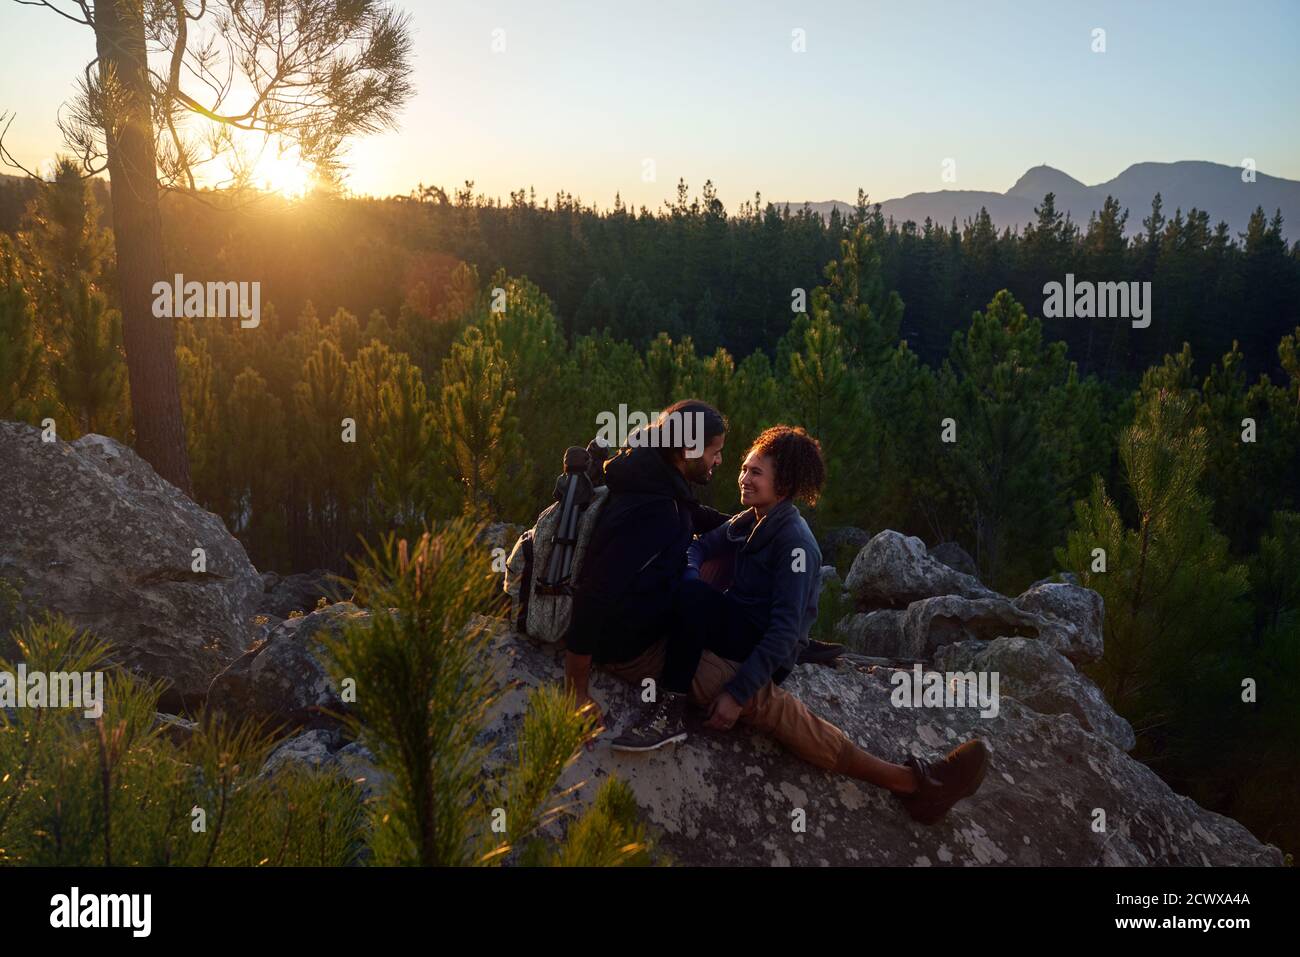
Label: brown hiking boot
xmin=896 ymin=739 xmax=990 ymax=825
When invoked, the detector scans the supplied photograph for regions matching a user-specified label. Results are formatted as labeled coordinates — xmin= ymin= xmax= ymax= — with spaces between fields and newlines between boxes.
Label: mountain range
xmin=7 ymin=160 xmax=1300 ymax=242
xmin=788 ymin=161 xmax=1300 ymax=241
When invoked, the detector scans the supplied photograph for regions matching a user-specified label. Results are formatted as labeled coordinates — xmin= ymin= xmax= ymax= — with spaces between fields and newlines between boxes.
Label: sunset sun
xmin=254 ymin=149 xmax=316 ymax=198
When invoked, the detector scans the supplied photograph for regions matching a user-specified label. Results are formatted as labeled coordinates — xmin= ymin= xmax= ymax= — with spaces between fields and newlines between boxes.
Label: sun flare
xmin=253 ymin=149 xmax=315 ymax=198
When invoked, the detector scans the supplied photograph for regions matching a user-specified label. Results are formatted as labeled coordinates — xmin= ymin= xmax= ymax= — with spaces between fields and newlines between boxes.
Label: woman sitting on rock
xmin=609 ymin=424 xmax=990 ymax=824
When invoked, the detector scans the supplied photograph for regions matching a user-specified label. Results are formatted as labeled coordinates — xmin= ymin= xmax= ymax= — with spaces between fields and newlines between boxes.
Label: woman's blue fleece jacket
xmin=685 ymin=499 xmax=822 ymax=705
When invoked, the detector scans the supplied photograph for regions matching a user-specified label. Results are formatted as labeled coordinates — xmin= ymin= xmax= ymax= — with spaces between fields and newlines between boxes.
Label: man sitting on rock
xmin=563 ymin=401 xmax=989 ymax=824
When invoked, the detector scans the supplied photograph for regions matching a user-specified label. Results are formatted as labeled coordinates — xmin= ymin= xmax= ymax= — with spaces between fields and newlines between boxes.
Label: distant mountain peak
xmin=1006 ymin=165 xmax=1088 ymax=198
xmin=789 ymin=160 xmax=1299 ymax=241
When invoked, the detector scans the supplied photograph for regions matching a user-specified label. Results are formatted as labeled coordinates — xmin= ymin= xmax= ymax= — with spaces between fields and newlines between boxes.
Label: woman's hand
xmin=705 ymin=691 xmax=743 ymax=731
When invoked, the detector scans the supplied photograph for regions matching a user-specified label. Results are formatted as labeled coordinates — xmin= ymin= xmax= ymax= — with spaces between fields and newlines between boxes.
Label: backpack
xmin=504 ymin=485 xmax=609 ymax=643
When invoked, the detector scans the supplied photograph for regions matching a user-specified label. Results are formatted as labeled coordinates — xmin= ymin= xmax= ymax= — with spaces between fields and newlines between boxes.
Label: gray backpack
xmin=504 ymin=446 xmax=610 ymax=643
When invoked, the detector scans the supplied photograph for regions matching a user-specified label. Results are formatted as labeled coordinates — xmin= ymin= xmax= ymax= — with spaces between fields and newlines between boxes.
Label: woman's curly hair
xmin=748 ymin=425 xmax=825 ymax=506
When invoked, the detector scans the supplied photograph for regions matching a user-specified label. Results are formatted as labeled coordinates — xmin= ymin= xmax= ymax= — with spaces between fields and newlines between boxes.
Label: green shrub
xmin=323 ymin=516 xmax=652 ymax=866
xmin=0 ymin=614 xmax=365 ymax=866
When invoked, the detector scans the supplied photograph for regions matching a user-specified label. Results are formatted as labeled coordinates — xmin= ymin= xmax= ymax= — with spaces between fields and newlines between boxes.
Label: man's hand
xmin=704 ymin=691 xmax=743 ymax=731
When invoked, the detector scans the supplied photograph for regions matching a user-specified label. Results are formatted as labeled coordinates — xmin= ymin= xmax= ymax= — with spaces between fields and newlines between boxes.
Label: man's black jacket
xmin=564 ymin=444 xmax=728 ymax=660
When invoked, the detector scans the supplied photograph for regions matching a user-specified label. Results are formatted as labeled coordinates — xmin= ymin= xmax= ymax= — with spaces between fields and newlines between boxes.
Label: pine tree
xmin=15 ymin=158 xmax=125 ymax=436
xmin=644 ymin=331 xmax=701 ymax=410
xmin=1056 ymin=384 xmax=1250 ymax=733
xmin=938 ymin=290 xmax=1104 ymax=589
xmin=225 ymin=367 xmax=288 ymax=567
xmin=819 ymin=225 xmax=904 ymax=368
xmin=175 ymin=330 xmax=221 ymax=506
xmin=1081 ymin=195 xmax=1129 ymax=374
xmin=373 ymin=352 xmax=437 ymax=535
xmin=53 ymin=275 xmax=127 ymax=437
xmin=779 ymin=310 xmax=866 ymax=526
xmin=1199 ymin=341 xmax=1271 ymax=553
xmin=18 ymin=157 xmax=112 ymax=328
xmin=294 ymin=338 xmax=360 ymax=570
xmin=478 ymin=274 xmax=575 ymax=513
xmin=1242 ymin=326 xmax=1300 ymax=540
xmin=782 ymin=312 xmax=852 ymax=441
xmin=437 ymin=326 xmax=517 ymax=517
xmin=0 ymin=235 xmax=46 ymax=421
xmin=568 ymin=329 xmax=651 ymax=452
xmin=322 ymin=520 xmax=650 ymax=866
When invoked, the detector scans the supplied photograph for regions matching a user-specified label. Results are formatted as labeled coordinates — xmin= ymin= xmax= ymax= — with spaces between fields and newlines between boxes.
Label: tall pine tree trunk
xmin=94 ymin=0 xmax=192 ymax=495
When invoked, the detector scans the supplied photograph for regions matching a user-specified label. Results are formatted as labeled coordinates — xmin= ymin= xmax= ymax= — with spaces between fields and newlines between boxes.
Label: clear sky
xmin=1 ymin=0 xmax=1297 ymax=210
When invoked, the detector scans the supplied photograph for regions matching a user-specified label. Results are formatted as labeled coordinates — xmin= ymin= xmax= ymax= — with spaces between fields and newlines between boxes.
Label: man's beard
xmin=686 ymin=459 xmax=714 ymax=485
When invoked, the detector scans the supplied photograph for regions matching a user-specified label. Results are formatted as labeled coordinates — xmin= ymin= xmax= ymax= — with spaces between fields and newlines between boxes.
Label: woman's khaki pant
xmin=597 ymin=639 xmax=852 ymax=771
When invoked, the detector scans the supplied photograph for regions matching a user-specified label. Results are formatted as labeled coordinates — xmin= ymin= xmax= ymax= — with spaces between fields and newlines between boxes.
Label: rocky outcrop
xmin=477 ymin=623 xmax=1277 ymax=865
xmin=0 ymin=423 xmax=261 ymax=707
xmin=934 ymin=637 xmax=1135 ymax=751
xmin=208 ymin=601 xmax=363 ymax=729
xmin=845 ymin=531 xmax=998 ymax=609
xmin=834 ymin=531 xmax=1123 ymax=752
xmin=261 ymin=727 xmax=386 ymax=801
xmin=928 ymin=541 xmax=978 ymax=579
xmin=255 ymin=617 xmax=1280 ymax=865
xmin=900 ymin=594 xmax=1050 ymax=656
xmin=835 ymin=591 xmax=1085 ymax=663
xmin=1012 ymin=581 xmax=1105 ymax=666
xmin=4 ymin=428 xmax=1278 ymax=866
xmin=835 ymin=609 xmax=909 ymax=657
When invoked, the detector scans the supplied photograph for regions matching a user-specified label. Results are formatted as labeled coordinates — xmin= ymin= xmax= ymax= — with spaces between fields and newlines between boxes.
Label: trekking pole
xmin=556 ymin=475 xmax=584 ymax=581
xmin=543 ymin=465 xmax=583 ymax=587
xmin=543 ymin=474 xmax=575 ymax=586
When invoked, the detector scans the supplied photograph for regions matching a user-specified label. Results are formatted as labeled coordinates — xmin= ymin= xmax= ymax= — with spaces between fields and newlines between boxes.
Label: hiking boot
xmin=797 ymin=638 xmax=845 ymax=667
xmin=610 ymin=691 xmax=689 ymax=752
xmin=895 ymin=739 xmax=990 ymax=825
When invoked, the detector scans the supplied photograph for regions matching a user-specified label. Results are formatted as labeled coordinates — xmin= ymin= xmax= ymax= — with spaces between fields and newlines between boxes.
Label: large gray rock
xmin=229 ymin=607 xmax=1281 ymax=865
xmin=1028 ymin=571 xmax=1081 ymax=589
xmin=934 ymin=637 xmax=1135 ymax=752
xmin=928 ymin=541 xmax=979 ymax=579
xmin=485 ymin=623 xmax=1278 ymax=865
xmin=1013 ymin=581 xmax=1105 ymax=665
xmin=208 ymin=602 xmax=365 ymax=728
xmin=835 ymin=584 xmax=1108 ymax=665
xmin=845 ymin=531 xmax=999 ymax=610
xmin=0 ymin=422 xmax=262 ymax=707
xmin=261 ymin=728 xmax=387 ymax=801
xmin=835 ymin=609 xmax=909 ymax=657
xmin=900 ymin=594 xmax=1054 ymax=657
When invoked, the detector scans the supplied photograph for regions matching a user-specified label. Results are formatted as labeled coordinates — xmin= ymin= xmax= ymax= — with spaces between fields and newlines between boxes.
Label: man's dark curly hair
xmin=748 ymin=425 xmax=825 ymax=505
